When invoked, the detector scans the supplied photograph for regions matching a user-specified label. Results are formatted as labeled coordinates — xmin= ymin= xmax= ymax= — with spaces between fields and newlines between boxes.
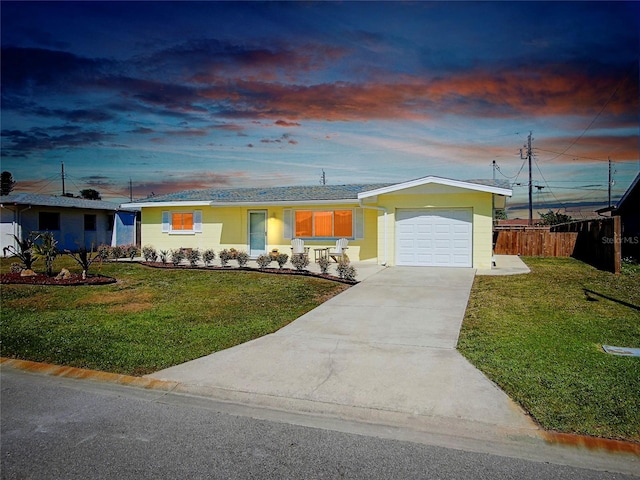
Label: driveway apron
xmin=149 ymin=267 xmax=538 ymax=437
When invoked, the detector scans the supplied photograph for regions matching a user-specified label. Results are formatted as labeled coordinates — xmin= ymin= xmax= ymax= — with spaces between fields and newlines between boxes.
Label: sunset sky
xmin=1 ymin=1 xmax=638 ymax=218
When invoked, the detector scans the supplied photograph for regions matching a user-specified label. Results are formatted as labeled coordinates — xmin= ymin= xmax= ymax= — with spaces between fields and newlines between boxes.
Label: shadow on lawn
xmin=583 ymin=288 xmax=640 ymax=312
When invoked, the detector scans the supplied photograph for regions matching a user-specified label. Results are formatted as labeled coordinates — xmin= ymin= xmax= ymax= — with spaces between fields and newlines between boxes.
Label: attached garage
xmin=358 ymin=176 xmax=512 ymax=270
xmin=396 ymin=208 xmax=472 ymax=267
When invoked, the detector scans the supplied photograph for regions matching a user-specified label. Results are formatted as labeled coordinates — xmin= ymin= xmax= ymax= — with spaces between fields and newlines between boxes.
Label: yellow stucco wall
xmin=371 ymin=190 xmax=494 ymax=269
xmin=140 ymin=204 xmax=376 ymax=261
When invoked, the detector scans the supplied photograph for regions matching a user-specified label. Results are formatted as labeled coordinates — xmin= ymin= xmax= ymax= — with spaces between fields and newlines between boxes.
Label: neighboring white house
xmin=0 ymin=193 xmax=138 ymax=254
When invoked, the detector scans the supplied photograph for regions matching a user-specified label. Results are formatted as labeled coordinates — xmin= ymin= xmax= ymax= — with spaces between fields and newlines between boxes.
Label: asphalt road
xmin=1 ymin=369 xmax=637 ymax=480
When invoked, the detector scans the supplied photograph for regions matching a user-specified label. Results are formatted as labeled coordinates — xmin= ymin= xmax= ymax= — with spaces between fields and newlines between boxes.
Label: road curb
xmin=2 ymin=357 xmax=638 ymax=457
xmin=542 ymin=430 xmax=640 ymax=456
xmin=0 ymin=357 xmax=179 ymax=392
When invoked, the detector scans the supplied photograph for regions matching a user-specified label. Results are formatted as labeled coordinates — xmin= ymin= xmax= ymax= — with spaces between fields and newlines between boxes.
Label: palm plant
xmin=33 ymin=232 xmax=59 ymax=276
xmin=3 ymin=233 xmax=39 ymax=270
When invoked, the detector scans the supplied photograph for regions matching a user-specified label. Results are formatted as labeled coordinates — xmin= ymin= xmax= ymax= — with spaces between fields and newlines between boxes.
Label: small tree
xmin=65 ymin=245 xmax=101 ymax=279
xmin=33 ymin=232 xmax=59 ymax=276
xmin=3 ymin=233 xmax=39 ymax=270
xmin=80 ymin=188 xmax=101 ymax=200
xmin=1 ymin=171 xmax=16 ymax=195
xmin=537 ymin=210 xmax=572 ymax=226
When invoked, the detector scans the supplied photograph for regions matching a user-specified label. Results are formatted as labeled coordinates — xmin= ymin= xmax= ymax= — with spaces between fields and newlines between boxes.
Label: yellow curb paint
xmin=0 ymin=357 xmax=178 ymax=392
xmin=543 ymin=431 xmax=640 ymax=456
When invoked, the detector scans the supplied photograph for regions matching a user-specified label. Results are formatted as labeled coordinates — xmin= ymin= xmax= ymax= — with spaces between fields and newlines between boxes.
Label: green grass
xmin=1 ymin=257 xmax=348 ymax=376
xmin=458 ymin=257 xmax=640 ymax=442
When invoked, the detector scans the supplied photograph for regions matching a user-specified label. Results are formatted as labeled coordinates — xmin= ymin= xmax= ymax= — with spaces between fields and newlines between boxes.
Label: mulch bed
xmin=0 ymin=272 xmax=117 ymax=286
xmin=139 ymin=261 xmax=358 ymax=284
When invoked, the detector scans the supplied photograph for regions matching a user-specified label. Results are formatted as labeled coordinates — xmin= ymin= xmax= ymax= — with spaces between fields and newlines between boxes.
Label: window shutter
xmin=283 ymin=209 xmax=292 ymax=239
xmin=194 ymin=210 xmax=203 ymax=233
xmin=162 ymin=211 xmax=170 ymax=233
xmin=355 ymin=208 xmax=364 ymax=239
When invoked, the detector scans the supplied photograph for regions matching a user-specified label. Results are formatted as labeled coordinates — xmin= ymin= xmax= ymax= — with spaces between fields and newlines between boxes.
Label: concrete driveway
xmin=149 ymin=266 xmax=539 ymax=442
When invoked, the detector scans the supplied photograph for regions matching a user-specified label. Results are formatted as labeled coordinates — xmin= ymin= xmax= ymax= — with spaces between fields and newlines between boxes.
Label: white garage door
xmin=396 ymin=209 xmax=472 ymax=267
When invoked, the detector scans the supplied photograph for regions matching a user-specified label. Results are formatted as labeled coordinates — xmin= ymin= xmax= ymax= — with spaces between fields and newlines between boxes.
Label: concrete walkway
xmin=149 ymin=265 xmax=540 ymax=445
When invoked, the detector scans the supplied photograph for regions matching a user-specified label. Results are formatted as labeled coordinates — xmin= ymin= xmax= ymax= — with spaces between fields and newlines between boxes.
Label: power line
xmin=541 ymin=60 xmax=637 ymax=163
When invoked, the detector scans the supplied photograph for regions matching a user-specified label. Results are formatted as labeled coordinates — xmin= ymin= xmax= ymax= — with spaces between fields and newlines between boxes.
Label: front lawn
xmin=0 ymin=257 xmax=348 ymax=375
xmin=458 ymin=257 xmax=640 ymax=442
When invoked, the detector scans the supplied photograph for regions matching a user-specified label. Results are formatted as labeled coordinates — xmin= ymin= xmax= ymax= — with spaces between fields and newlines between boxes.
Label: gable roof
xmin=0 ymin=193 xmax=125 ymax=211
xmin=357 ymin=176 xmax=512 ymax=199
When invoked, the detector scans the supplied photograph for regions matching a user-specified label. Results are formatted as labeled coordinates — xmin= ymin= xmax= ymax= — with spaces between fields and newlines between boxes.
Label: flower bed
xmin=139 ymin=261 xmax=358 ymax=284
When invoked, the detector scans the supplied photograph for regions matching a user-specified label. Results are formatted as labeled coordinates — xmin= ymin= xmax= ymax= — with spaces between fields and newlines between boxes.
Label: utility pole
xmin=492 ymin=160 xmax=496 ymax=181
xmin=608 ymin=157 xmax=612 ymax=207
xmin=520 ymin=132 xmax=533 ymax=225
xmin=61 ymin=161 xmax=66 ymax=196
xmin=320 ymin=170 xmax=326 ymax=185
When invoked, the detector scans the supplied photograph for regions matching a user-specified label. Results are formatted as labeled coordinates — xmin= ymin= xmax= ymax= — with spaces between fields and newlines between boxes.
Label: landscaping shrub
xmin=110 ymin=245 xmax=124 ymax=260
xmin=290 ymin=253 xmax=309 ymax=271
xmin=236 ymin=251 xmax=250 ymax=267
xmin=142 ymin=245 xmax=158 ymax=262
xmin=64 ymin=246 xmax=101 ymax=279
xmin=159 ymin=250 xmax=169 ymax=265
xmin=33 ymin=232 xmax=59 ymax=276
xmin=97 ymin=244 xmax=111 ymax=260
xmin=187 ymin=248 xmax=201 ymax=267
xmin=336 ymin=258 xmax=357 ymax=281
xmin=170 ymin=248 xmax=186 ymax=266
xmin=256 ymin=254 xmax=272 ymax=269
xmin=126 ymin=245 xmax=139 ymax=260
xmin=318 ymin=256 xmax=330 ymax=275
xmin=202 ymin=249 xmax=216 ymax=266
xmin=219 ymin=249 xmax=232 ymax=267
xmin=276 ymin=253 xmax=289 ymax=270
xmin=3 ymin=233 xmax=38 ymax=270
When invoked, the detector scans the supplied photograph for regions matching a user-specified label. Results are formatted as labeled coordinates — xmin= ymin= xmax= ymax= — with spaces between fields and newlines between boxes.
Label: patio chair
xmin=328 ymin=238 xmax=349 ymax=262
xmin=290 ymin=238 xmax=309 ymax=258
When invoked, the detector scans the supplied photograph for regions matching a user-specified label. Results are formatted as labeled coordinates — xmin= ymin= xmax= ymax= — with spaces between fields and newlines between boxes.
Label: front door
xmin=248 ymin=210 xmax=267 ymax=257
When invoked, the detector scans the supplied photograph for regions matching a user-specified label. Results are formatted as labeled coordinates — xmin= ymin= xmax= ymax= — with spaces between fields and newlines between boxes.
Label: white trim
xmin=123 ymin=201 xmax=211 ymax=208
xmin=123 ymin=199 xmax=359 ymax=208
xmin=358 ymin=176 xmax=512 ymax=199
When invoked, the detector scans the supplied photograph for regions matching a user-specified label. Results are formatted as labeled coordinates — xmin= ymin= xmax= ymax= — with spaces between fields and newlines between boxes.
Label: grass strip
xmin=458 ymin=257 xmax=640 ymax=442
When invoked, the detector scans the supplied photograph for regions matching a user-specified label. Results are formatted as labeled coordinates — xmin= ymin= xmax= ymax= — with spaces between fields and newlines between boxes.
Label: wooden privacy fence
xmin=494 ymin=217 xmax=621 ymax=273
xmin=493 ymin=228 xmax=577 ymax=257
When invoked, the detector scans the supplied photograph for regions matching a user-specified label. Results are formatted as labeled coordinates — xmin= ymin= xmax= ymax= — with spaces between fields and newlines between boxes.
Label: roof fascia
xmin=121 ymin=201 xmax=212 ymax=208
xmin=357 ymin=176 xmax=512 ymax=199
xmin=123 ymin=199 xmax=359 ymax=208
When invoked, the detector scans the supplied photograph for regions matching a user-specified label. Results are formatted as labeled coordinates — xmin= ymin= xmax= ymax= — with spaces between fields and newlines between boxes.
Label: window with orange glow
xmin=334 ymin=210 xmax=353 ymax=237
xmin=295 ymin=211 xmax=313 ymax=237
xmin=172 ymin=212 xmax=194 ymax=231
xmin=314 ymin=211 xmax=332 ymax=236
xmin=293 ymin=210 xmax=353 ymax=238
